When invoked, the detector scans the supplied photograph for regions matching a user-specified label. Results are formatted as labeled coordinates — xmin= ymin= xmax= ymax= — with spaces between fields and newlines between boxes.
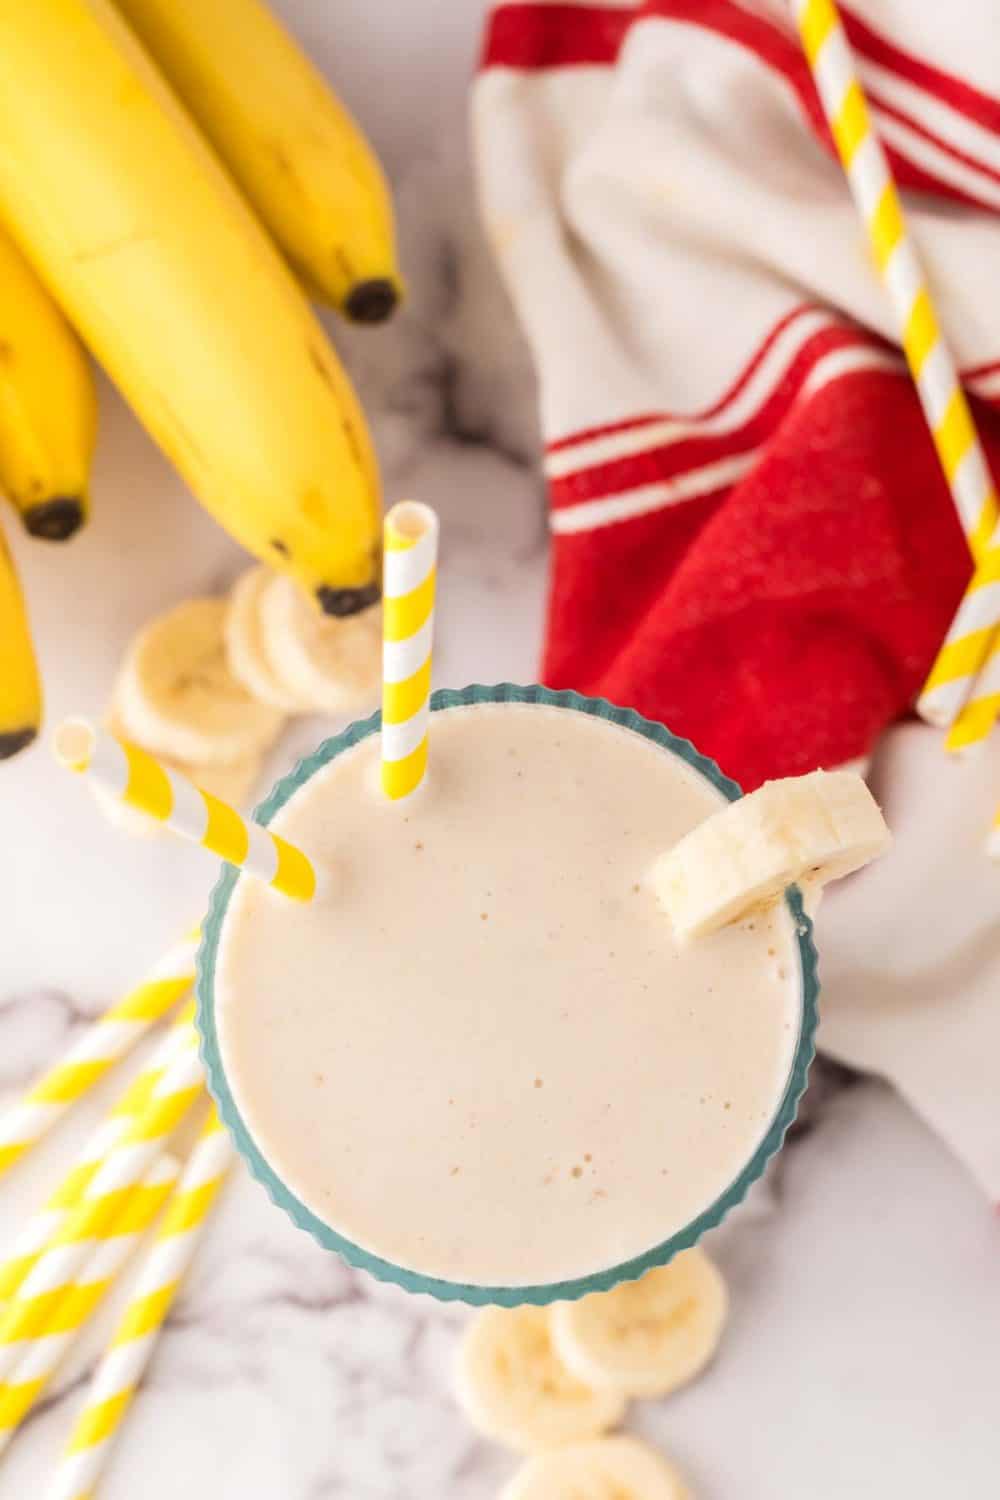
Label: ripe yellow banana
xmin=0 ymin=225 xmax=96 ymax=541
xmin=113 ymin=0 xmax=401 ymax=322
xmin=0 ymin=528 xmax=41 ymax=757
xmin=0 ymin=0 xmax=381 ymax=615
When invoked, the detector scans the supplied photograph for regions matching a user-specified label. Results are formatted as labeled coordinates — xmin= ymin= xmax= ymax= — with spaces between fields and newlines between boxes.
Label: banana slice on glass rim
xmin=455 ymin=1306 xmax=626 ymax=1455
xmin=501 ymin=1436 xmax=692 ymax=1500
xmin=258 ymin=571 xmax=381 ymax=715
xmin=117 ymin=597 xmax=285 ymax=764
xmin=652 ymin=769 xmax=890 ymax=942
xmin=550 ymin=1249 xmax=727 ymax=1399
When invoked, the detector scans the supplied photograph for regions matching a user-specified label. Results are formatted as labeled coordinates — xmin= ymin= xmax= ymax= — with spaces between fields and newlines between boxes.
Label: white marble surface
xmin=0 ymin=2 xmax=998 ymax=1495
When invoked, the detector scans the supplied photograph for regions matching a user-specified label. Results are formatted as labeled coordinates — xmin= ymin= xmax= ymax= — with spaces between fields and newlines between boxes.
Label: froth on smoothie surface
xmin=214 ymin=703 xmax=801 ymax=1288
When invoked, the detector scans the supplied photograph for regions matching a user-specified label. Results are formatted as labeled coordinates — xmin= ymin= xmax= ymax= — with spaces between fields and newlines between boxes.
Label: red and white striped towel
xmin=474 ymin=0 xmax=1000 ymax=1196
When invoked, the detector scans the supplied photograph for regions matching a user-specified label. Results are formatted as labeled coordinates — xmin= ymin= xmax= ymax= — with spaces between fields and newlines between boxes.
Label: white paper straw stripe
xmin=45 ymin=1449 xmax=99 ymax=1500
xmin=916 ymin=342 xmax=960 ymax=428
xmin=380 ymin=710 xmax=430 ymax=764
xmin=0 ymin=1102 xmax=63 ymax=1146
xmin=162 ymin=767 xmax=208 ymax=841
xmin=939 ymin=581 xmax=1000 ymax=643
xmin=92 ymin=1332 xmax=159 ymax=1393
xmin=88 ymin=732 xmax=130 ymax=795
xmin=147 ymin=934 xmax=200 ymax=980
xmin=383 ymin=527 xmax=437 ymax=596
xmin=383 ymin=618 xmax=435 ymax=683
xmin=883 ymin=238 xmax=923 ymax=321
xmin=244 ymin=821 xmax=280 ymax=885
xmin=811 ymin=23 xmax=850 ymax=109
xmin=953 ymin=445 xmax=999 ymax=523
xmin=9 ymin=1208 xmax=64 ymax=1258
xmin=846 ymin=134 xmax=890 ymax=218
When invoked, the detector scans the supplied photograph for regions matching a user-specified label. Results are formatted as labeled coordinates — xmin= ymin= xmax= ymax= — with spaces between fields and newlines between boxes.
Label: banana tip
xmin=343 ymin=277 xmax=400 ymax=324
xmin=24 ymin=496 xmax=85 ymax=542
xmin=316 ymin=581 xmax=381 ymax=616
xmin=0 ymin=725 xmax=37 ymax=760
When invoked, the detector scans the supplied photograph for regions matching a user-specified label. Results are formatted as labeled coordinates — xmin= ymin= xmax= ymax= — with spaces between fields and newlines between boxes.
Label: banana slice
xmin=501 ymin=1436 xmax=692 ymax=1500
xmin=550 ymin=1250 xmax=727 ymax=1399
xmin=95 ymin=706 xmax=261 ymax=836
xmin=225 ymin=566 xmax=313 ymax=713
xmin=652 ymin=769 xmax=890 ymax=941
xmin=259 ymin=572 xmax=381 ymax=714
xmin=117 ymin=598 xmax=285 ymax=764
xmin=455 ymin=1306 xmax=626 ymax=1455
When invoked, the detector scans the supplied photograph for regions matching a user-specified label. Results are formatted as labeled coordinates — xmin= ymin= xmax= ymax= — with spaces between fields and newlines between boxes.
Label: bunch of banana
xmin=113 ymin=0 xmax=401 ymax=322
xmin=0 ymin=0 xmax=399 ymax=758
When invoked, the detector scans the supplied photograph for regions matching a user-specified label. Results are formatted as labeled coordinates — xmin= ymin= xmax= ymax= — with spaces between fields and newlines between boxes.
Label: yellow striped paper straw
xmin=940 ymin=563 xmax=1000 ymax=750
xmin=953 ymin=636 xmax=1000 ymax=747
xmin=988 ymin=804 xmax=1000 ymax=858
xmin=0 ymin=927 xmax=199 ymax=1181
xmin=0 ymin=1022 xmax=202 ymax=1410
xmin=0 ymin=1154 xmax=179 ymax=1449
xmin=54 ymin=719 xmax=318 ymax=902
xmin=381 ymin=501 xmax=439 ymax=800
xmin=46 ymin=1110 xmax=232 ymax=1500
xmin=794 ymin=0 xmax=1000 ymax=738
xmin=0 ymin=1009 xmax=195 ymax=1305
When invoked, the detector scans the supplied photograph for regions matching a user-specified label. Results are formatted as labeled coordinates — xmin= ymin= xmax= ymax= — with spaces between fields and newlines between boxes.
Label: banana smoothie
xmin=211 ymin=700 xmax=803 ymax=1288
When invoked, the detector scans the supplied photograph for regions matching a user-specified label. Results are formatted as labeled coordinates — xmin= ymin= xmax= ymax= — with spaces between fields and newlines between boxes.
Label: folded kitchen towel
xmin=474 ymin=0 xmax=1000 ymax=1197
xmin=473 ymin=0 xmax=1000 ymax=791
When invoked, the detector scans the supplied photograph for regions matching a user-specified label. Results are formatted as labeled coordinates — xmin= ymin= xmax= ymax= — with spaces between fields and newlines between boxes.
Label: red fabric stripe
xmin=544 ymin=491 xmax=730 ymax=686
xmin=840 ymin=3 xmax=1000 ymax=140
xmin=480 ymin=3 xmax=634 ymax=70
xmin=477 ymin=3 xmax=1000 ymax=785
xmin=965 ymin=359 xmax=1000 ymax=381
xmin=870 ymin=92 xmax=1000 ymax=191
xmin=482 ymin=0 xmax=1000 ymax=150
xmin=480 ymin=2 xmax=996 ymax=209
xmin=642 ymin=0 xmax=829 ymax=137
xmin=866 ymin=94 xmax=1000 ymax=213
xmin=549 ymin=326 xmax=893 ymax=506
xmin=542 ymin=369 xmax=987 ymax=788
xmin=546 ymin=413 xmax=664 ymax=455
xmin=546 ymin=305 xmax=840 ymax=456
xmin=644 ymin=1 xmax=986 ymax=204
xmin=880 ymin=137 xmax=990 ymax=209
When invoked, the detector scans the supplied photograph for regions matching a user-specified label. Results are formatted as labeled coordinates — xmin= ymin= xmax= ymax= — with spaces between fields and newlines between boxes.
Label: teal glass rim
xmin=196 ymin=683 xmax=819 ymax=1307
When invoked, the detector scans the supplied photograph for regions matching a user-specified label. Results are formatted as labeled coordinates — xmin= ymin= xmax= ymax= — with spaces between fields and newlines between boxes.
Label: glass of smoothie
xmin=196 ymin=684 xmax=818 ymax=1305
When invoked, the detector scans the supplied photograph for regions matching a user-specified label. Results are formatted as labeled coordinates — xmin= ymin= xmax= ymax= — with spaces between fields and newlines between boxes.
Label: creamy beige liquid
xmin=215 ymin=703 xmax=801 ymax=1287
